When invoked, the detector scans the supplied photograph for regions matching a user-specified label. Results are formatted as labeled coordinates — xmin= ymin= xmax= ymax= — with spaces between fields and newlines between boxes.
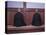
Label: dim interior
xmin=6 ymin=1 xmax=45 ymax=33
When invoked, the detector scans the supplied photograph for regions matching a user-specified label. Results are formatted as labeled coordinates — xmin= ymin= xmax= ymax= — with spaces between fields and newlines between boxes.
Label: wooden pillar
xmin=23 ymin=2 xmax=26 ymax=8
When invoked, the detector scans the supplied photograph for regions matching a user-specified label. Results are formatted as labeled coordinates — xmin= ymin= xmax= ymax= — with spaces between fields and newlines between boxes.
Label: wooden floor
xmin=7 ymin=25 xmax=45 ymax=34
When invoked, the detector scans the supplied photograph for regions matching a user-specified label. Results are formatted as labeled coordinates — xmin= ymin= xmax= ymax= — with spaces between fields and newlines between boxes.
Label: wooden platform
xmin=7 ymin=25 xmax=45 ymax=33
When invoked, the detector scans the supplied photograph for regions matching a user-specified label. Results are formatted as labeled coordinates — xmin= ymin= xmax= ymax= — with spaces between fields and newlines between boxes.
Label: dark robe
xmin=32 ymin=13 xmax=41 ymax=26
xmin=14 ymin=12 xmax=26 ymax=27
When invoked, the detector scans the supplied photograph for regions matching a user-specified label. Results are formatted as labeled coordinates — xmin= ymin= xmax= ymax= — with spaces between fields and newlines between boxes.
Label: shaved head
xmin=18 ymin=8 xmax=21 ymax=12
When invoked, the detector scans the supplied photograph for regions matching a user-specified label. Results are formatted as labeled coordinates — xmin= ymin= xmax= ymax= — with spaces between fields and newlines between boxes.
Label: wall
xmin=7 ymin=8 xmax=44 ymax=26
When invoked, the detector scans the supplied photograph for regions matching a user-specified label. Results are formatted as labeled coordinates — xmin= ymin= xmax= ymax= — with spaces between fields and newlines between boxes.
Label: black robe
xmin=32 ymin=13 xmax=41 ymax=26
xmin=14 ymin=12 xmax=26 ymax=27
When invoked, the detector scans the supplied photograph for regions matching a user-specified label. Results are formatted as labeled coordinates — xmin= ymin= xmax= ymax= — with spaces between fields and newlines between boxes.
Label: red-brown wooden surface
xmin=7 ymin=8 xmax=45 ymax=33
